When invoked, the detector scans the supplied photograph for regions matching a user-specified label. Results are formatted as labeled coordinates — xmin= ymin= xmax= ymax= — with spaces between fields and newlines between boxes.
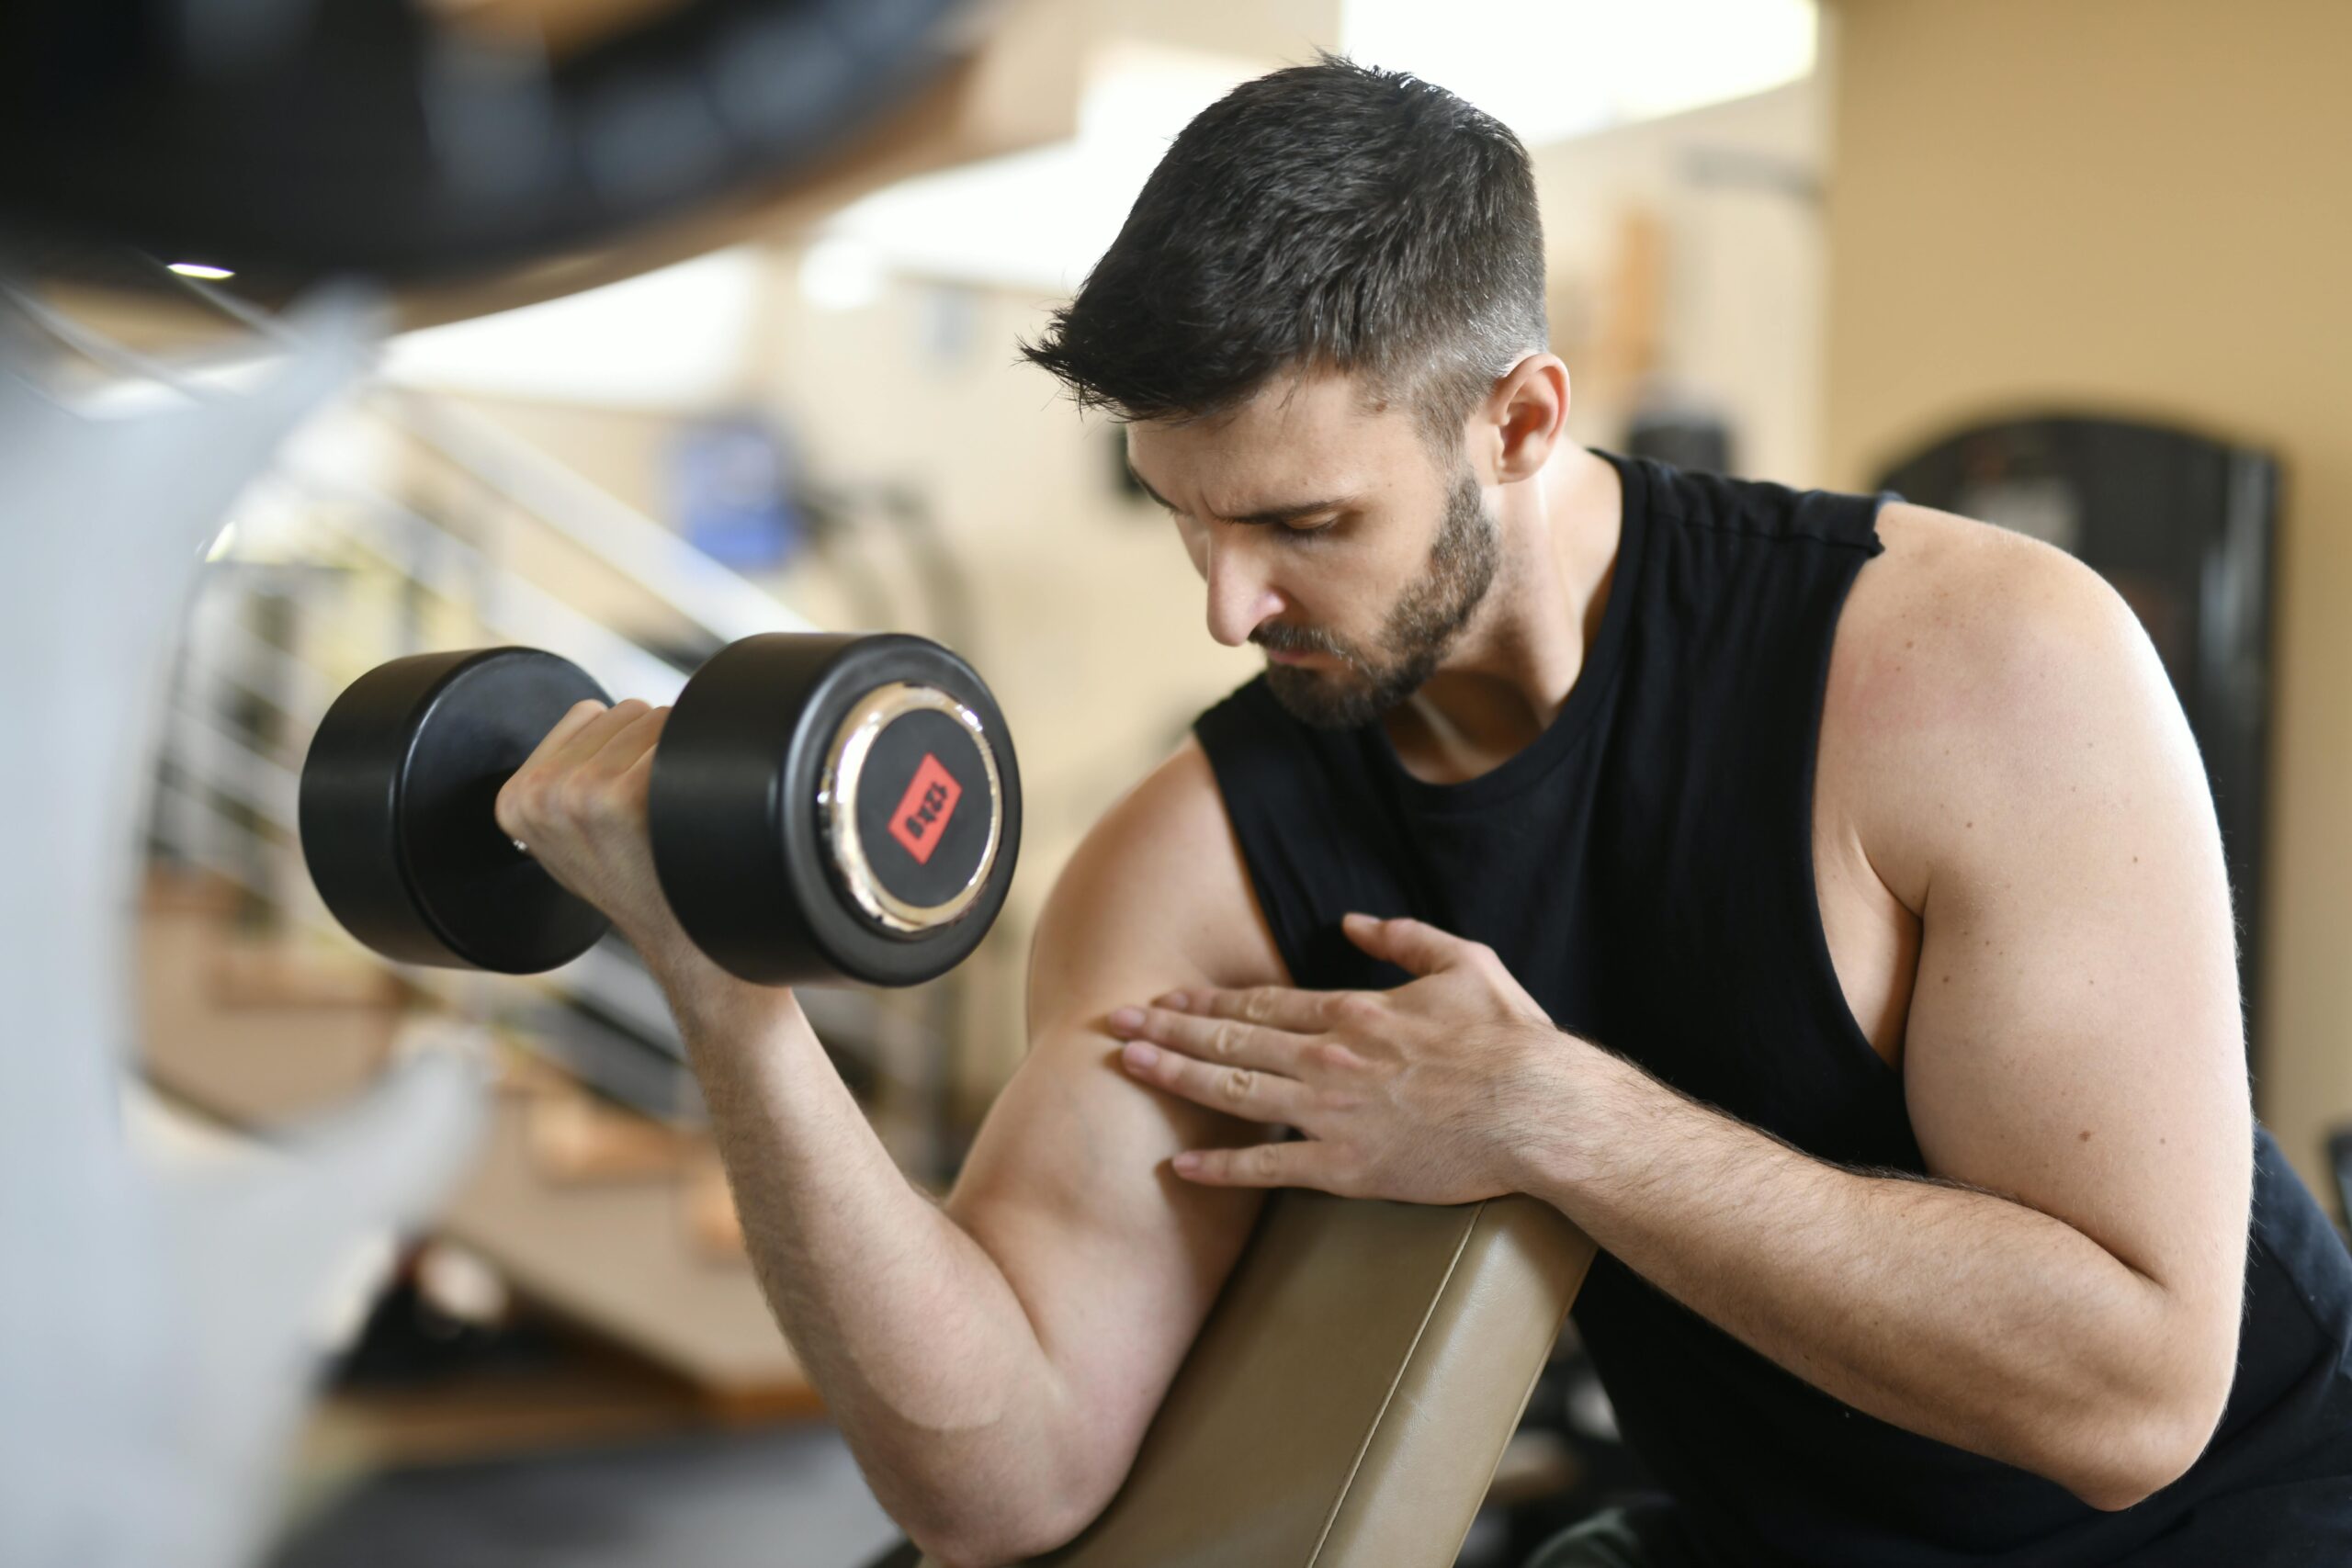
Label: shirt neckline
xmin=1361 ymin=447 xmax=1651 ymax=812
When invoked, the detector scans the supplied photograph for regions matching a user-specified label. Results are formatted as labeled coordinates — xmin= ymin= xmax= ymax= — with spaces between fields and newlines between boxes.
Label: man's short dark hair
xmin=1021 ymin=54 xmax=1548 ymax=450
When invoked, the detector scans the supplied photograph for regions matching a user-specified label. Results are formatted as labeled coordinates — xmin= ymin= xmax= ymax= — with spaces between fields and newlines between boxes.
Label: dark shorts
xmin=1523 ymin=1497 xmax=1707 ymax=1568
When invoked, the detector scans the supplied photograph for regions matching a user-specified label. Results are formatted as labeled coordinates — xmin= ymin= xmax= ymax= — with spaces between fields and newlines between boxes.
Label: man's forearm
xmin=1513 ymin=1037 xmax=2203 ymax=1507
xmin=652 ymin=948 xmax=1080 ymax=1559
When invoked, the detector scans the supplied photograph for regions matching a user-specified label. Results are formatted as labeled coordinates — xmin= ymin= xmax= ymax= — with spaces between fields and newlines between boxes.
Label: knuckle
xmin=502 ymin=777 xmax=544 ymax=827
xmin=549 ymin=777 xmax=591 ymax=822
xmin=558 ymin=776 xmax=621 ymax=827
xmin=1250 ymin=1143 xmax=1282 ymax=1179
xmin=577 ymin=757 xmax=626 ymax=793
xmin=1211 ymin=1022 xmax=1242 ymax=1060
xmin=1220 ymin=1067 xmax=1256 ymax=1104
xmin=1239 ymin=991 xmax=1271 ymax=1024
xmin=1331 ymin=992 xmax=1381 ymax=1026
xmin=569 ymin=769 xmax=637 ymax=819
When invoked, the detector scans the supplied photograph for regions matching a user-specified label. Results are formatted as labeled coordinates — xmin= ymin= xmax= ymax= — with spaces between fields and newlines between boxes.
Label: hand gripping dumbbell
xmin=296 ymin=632 xmax=1020 ymax=987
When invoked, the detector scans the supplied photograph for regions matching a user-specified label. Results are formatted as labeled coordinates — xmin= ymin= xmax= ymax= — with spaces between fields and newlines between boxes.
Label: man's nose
xmin=1202 ymin=532 xmax=1284 ymax=649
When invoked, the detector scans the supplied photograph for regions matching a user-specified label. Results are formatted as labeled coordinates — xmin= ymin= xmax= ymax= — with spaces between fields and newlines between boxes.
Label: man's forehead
xmin=1126 ymin=367 xmax=1415 ymax=504
xmin=1202 ymin=364 xmax=1396 ymax=437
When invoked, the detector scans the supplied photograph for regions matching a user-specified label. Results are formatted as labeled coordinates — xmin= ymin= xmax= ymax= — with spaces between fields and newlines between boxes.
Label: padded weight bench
xmin=917 ymin=1190 xmax=1594 ymax=1568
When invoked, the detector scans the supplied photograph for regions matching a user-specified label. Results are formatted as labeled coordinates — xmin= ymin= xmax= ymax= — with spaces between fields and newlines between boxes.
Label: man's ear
xmin=1475 ymin=353 xmax=1570 ymax=485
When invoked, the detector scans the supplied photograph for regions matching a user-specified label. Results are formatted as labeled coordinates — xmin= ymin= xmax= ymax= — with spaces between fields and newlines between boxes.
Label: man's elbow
xmin=2064 ymin=1431 xmax=2200 ymax=1514
xmin=911 ymin=1495 xmax=1102 ymax=1568
xmin=2059 ymin=1373 xmax=2233 ymax=1513
xmin=906 ymin=1445 xmax=1123 ymax=1568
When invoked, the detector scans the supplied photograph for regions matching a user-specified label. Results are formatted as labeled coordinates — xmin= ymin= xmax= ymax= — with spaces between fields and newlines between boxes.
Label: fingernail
xmin=1154 ymin=990 xmax=1189 ymax=1010
xmin=1171 ymin=1151 xmax=1201 ymax=1172
xmin=1123 ymin=1041 xmax=1159 ymax=1069
xmin=1108 ymin=1006 xmax=1146 ymax=1033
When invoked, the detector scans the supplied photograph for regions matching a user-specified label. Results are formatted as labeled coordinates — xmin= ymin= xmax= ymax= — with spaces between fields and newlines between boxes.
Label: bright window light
xmin=382 ymin=246 xmax=763 ymax=408
xmin=798 ymin=235 xmax=888 ymax=312
xmin=1340 ymin=0 xmax=1817 ymax=145
xmin=167 ymin=261 xmax=236 ymax=280
xmin=820 ymin=41 xmax=1264 ymax=297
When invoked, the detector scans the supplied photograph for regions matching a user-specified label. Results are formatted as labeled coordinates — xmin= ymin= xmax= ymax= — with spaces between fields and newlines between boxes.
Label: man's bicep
xmin=943 ymin=739 xmax=1288 ymax=1473
xmin=1895 ymin=554 xmax=2249 ymax=1309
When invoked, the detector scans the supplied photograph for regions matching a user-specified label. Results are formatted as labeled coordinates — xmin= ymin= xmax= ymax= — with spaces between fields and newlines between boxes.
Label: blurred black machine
xmin=0 ymin=0 xmax=969 ymax=290
xmin=1878 ymin=414 xmax=2280 ymax=1067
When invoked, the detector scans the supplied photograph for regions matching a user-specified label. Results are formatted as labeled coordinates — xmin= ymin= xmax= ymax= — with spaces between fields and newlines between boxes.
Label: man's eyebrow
xmin=1229 ymin=498 xmax=1347 ymax=526
xmin=1125 ymin=459 xmax=1177 ymax=512
xmin=1124 ymin=460 xmax=1345 ymax=526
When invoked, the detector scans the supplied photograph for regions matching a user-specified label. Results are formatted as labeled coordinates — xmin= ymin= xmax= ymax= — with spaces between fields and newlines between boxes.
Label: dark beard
xmin=1258 ymin=465 xmax=1498 ymax=731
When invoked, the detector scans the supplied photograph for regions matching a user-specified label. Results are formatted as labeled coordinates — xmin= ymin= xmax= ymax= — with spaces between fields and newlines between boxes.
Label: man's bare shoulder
xmin=1849 ymin=498 xmax=2092 ymax=624
xmin=1822 ymin=499 xmax=2170 ymax=912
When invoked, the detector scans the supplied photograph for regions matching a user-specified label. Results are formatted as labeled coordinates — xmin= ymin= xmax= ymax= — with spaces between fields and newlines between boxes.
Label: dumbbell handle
xmin=300 ymin=647 xmax=616 ymax=972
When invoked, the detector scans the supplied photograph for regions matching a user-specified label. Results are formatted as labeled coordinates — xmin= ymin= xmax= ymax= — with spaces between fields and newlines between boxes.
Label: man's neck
xmin=1383 ymin=444 xmax=1625 ymax=783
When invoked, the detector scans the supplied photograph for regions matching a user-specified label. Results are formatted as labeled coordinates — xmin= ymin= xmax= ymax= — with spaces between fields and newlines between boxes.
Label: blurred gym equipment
xmin=959 ymin=1197 xmax=1595 ymax=1568
xmin=0 ymin=0 xmax=966 ymax=289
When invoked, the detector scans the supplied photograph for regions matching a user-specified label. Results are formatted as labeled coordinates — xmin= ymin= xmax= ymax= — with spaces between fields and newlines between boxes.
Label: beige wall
xmin=1534 ymin=79 xmax=1826 ymax=486
xmin=1820 ymin=0 xmax=2352 ymax=1190
xmin=1099 ymin=0 xmax=1335 ymax=62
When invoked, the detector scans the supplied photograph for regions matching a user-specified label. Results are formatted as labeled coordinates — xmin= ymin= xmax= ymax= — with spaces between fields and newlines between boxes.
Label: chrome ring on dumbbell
xmin=819 ymin=682 xmax=1004 ymax=936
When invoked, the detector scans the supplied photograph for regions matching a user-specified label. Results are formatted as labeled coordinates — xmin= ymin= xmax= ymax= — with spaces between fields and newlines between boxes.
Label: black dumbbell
xmin=296 ymin=632 xmax=1020 ymax=987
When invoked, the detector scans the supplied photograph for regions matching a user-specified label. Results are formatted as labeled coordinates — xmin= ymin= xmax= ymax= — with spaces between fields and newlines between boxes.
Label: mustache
xmin=1251 ymin=623 xmax=1348 ymax=659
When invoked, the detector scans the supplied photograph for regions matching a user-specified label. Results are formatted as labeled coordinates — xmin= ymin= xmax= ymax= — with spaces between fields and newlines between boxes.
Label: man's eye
xmin=1282 ymin=518 xmax=1338 ymax=538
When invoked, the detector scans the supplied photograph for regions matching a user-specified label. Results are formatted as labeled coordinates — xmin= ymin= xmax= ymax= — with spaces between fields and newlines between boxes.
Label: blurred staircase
xmin=140 ymin=864 xmax=818 ymax=1413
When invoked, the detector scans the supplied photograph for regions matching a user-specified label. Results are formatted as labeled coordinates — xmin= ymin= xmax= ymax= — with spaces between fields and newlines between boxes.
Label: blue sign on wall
xmin=669 ymin=415 xmax=804 ymax=571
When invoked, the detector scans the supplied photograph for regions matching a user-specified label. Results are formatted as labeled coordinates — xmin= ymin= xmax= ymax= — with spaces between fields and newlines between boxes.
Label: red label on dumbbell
xmin=888 ymin=753 xmax=963 ymax=865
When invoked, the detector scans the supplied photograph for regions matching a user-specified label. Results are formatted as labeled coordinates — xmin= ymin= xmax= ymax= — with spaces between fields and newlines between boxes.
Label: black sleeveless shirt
xmin=1192 ymin=451 xmax=2352 ymax=1566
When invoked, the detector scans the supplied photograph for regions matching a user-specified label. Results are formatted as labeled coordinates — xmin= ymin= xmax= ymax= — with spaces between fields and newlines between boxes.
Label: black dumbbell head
xmin=648 ymin=633 xmax=1021 ymax=987
xmin=299 ymin=648 xmax=613 ymax=973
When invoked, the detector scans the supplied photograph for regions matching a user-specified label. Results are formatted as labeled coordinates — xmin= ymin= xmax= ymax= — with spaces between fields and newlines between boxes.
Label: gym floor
xmin=270 ymin=1425 xmax=902 ymax=1568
